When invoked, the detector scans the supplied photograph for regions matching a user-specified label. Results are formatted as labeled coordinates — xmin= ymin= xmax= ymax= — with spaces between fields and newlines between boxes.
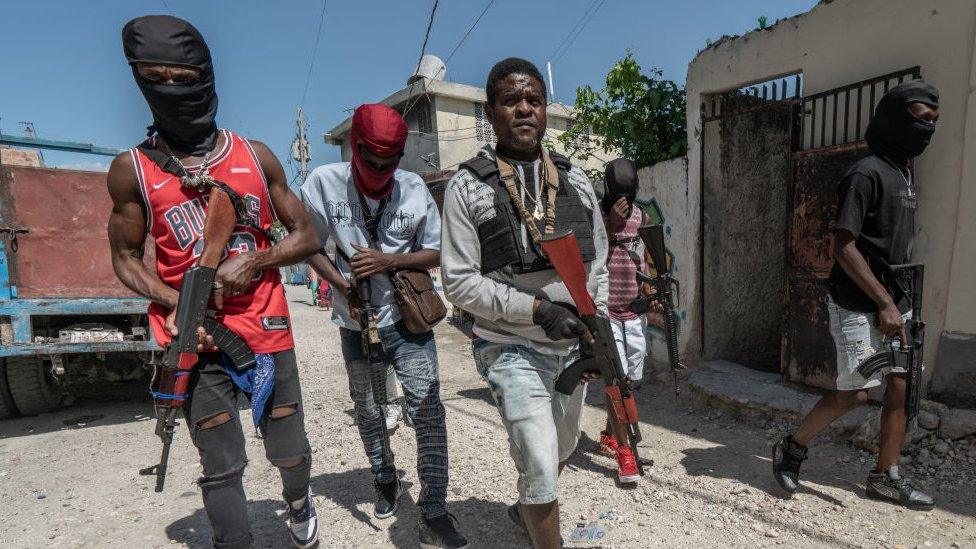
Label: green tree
xmin=559 ymin=51 xmax=687 ymax=177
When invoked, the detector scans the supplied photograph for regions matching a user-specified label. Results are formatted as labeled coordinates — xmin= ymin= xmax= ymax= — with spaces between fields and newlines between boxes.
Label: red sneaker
xmin=599 ymin=430 xmax=618 ymax=458
xmin=616 ymin=446 xmax=641 ymax=484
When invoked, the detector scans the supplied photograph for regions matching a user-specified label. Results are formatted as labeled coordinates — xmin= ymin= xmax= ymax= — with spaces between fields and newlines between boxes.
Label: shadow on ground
xmin=310 ymin=468 xmax=526 ymax=549
xmin=626 ymin=375 xmax=976 ymax=523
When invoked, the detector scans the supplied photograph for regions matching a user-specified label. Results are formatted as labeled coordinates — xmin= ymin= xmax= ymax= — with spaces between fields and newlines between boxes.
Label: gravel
xmin=0 ymin=286 xmax=973 ymax=548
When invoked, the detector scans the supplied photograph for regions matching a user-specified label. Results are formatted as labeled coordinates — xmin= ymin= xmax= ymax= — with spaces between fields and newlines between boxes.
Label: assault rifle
xmin=545 ymin=231 xmax=644 ymax=476
xmin=357 ymin=279 xmax=395 ymax=469
xmin=856 ymin=263 xmax=925 ymax=428
xmin=140 ymin=189 xmax=255 ymax=492
xmin=635 ymin=224 xmax=686 ymax=396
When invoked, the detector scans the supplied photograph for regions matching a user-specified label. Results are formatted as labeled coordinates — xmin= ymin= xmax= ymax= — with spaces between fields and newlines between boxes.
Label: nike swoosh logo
xmin=152 ymin=177 xmax=174 ymax=190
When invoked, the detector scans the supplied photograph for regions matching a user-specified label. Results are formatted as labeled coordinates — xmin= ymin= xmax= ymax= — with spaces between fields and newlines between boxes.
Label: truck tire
xmin=0 ymin=359 xmax=18 ymax=419
xmin=5 ymin=356 xmax=64 ymax=416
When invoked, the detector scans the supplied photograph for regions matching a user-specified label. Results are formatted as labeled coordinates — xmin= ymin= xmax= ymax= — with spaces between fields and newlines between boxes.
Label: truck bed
xmin=1 ymin=164 xmax=153 ymax=298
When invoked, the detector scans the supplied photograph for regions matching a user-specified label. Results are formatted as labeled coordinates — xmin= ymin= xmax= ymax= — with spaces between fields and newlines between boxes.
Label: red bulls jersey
xmin=131 ymin=129 xmax=294 ymax=353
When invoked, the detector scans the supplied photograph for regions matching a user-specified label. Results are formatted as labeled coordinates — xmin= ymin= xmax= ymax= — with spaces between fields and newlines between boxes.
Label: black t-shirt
xmin=827 ymin=155 xmax=917 ymax=313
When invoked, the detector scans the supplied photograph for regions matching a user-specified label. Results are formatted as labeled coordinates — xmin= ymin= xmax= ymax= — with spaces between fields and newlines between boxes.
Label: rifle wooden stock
xmin=540 ymin=231 xmax=644 ymax=475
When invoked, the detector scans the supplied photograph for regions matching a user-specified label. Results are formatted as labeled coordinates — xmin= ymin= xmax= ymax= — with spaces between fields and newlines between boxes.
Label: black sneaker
xmin=374 ymin=478 xmax=401 ymax=519
xmin=772 ymin=435 xmax=808 ymax=495
xmin=866 ymin=468 xmax=934 ymax=511
xmin=419 ymin=513 xmax=468 ymax=549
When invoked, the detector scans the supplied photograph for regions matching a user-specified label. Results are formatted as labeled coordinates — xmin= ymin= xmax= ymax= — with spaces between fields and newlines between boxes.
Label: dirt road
xmin=1 ymin=286 xmax=973 ymax=548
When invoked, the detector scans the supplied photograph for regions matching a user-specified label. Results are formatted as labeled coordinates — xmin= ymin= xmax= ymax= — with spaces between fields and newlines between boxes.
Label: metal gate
xmin=783 ymin=67 xmax=922 ymax=387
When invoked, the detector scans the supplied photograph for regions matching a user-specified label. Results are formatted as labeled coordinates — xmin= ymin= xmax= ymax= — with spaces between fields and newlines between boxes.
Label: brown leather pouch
xmin=391 ymin=269 xmax=447 ymax=334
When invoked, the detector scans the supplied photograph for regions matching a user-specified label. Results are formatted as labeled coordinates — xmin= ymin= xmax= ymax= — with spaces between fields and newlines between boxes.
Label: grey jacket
xmin=440 ymin=147 xmax=609 ymax=355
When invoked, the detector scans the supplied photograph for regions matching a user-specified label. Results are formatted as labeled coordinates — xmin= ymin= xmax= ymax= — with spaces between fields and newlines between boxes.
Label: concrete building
xmin=0 ymin=147 xmax=43 ymax=168
xmin=324 ymin=55 xmax=606 ymax=179
xmin=639 ymin=0 xmax=975 ymax=408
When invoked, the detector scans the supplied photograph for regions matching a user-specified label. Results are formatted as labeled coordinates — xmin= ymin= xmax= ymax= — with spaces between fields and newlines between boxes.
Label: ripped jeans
xmin=339 ymin=321 xmax=449 ymax=519
xmin=183 ymin=350 xmax=311 ymax=549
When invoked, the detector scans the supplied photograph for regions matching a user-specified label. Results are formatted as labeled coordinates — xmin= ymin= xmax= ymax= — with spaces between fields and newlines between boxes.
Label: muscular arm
xmin=107 ymin=153 xmax=178 ymax=309
xmin=217 ymin=140 xmax=319 ymax=293
xmin=249 ymin=139 xmax=319 ymax=267
xmin=833 ymin=230 xmax=895 ymax=309
xmin=308 ymin=250 xmax=350 ymax=298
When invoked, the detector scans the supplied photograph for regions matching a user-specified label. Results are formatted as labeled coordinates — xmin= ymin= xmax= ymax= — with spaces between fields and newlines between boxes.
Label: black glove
xmin=533 ymin=300 xmax=588 ymax=341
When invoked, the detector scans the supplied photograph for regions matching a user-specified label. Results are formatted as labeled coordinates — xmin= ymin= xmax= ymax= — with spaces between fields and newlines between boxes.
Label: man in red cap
xmin=302 ymin=104 xmax=467 ymax=549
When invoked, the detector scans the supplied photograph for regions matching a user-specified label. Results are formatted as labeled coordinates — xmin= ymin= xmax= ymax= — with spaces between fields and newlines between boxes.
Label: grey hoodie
xmin=440 ymin=146 xmax=609 ymax=356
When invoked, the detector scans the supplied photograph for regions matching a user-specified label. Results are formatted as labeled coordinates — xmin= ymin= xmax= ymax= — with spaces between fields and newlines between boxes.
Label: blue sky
xmin=0 ymin=0 xmax=816 ymax=181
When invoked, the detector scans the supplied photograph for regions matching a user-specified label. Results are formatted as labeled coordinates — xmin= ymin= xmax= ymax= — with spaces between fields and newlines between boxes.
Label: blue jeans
xmin=472 ymin=339 xmax=584 ymax=505
xmin=339 ymin=321 xmax=448 ymax=518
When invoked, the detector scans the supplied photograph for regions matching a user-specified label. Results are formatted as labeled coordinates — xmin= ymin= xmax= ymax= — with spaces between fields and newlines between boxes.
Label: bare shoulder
xmin=107 ymin=151 xmax=139 ymax=201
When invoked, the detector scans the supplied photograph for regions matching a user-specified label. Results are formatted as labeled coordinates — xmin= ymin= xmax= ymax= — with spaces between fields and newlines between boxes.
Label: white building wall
xmin=685 ymin=0 xmax=976 ymax=379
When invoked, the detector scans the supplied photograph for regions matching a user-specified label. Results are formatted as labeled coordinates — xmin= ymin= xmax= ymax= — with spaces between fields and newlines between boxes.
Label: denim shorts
xmin=472 ymin=338 xmax=584 ymax=505
xmin=827 ymin=296 xmax=911 ymax=391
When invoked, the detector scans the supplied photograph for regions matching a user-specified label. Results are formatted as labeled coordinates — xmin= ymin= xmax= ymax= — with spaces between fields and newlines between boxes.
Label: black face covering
xmin=602 ymin=158 xmax=639 ymax=214
xmin=865 ymin=80 xmax=939 ymax=163
xmin=122 ymin=15 xmax=219 ymax=156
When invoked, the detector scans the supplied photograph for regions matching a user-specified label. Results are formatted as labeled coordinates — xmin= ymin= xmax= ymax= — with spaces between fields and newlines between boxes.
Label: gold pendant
xmin=533 ymin=203 xmax=544 ymax=220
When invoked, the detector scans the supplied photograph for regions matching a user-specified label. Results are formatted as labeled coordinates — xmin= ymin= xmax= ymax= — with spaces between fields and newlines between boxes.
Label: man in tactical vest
xmin=441 ymin=58 xmax=609 ymax=549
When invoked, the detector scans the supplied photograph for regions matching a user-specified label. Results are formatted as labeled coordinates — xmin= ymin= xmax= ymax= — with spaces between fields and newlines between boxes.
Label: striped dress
xmin=607 ymin=207 xmax=645 ymax=321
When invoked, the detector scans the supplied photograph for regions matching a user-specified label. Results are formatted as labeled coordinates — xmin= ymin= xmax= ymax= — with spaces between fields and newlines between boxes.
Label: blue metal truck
xmin=0 ymin=136 xmax=158 ymax=417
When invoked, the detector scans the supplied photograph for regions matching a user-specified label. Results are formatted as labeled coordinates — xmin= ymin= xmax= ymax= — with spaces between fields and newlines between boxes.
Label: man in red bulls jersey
xmin=107 ymin=15 xmax=320 ymax=549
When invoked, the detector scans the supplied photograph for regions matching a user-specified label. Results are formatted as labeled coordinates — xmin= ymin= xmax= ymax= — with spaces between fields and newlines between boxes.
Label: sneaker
xmin=384 ymin=402 xmax=403 ymax=432
xmin=287 ymin=489 xmax=319 ymax=549
xmin=419 ymin=513 xmax=469 ymax=549
xmin=599 ymin=430 xmax=619 ymax=458
xmin=616 ymin=445 xmax=641 ymax=484
xmin=772 ymin=435 xmax=807 ymax=495
xmin=374 ymin=478 xmax=402 ymax=519
xmin=866 ymin=467 xmax=934 ymax=511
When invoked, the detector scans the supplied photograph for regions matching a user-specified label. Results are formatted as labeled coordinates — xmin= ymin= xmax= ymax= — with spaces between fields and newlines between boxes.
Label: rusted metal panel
xmin=783 ymin=143 xmax=871 ymax=387
xmin=1 ymin=165 xmax=152 ymax=298
xmin=784 ymin=279 xmax=836 ymax=387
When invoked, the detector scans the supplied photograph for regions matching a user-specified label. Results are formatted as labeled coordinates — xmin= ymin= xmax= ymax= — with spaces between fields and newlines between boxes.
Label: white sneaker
xmin=384 ymin=402 xmax=402 ymax=432
xmin=288 ymin=489 xmax=319 ymax=549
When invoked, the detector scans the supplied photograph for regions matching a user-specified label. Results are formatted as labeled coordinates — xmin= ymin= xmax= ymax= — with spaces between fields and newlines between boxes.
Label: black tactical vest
xmin=459 ymin=151 xmax=596 ymax=275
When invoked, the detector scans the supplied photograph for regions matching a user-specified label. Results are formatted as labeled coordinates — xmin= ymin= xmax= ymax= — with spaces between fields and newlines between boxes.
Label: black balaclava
xmin=865 ymin=80 xmax=939 ymax=164
xmin=602 ymin=158 xmax=639 ymax=215
xmin=122 ymin=15 xmax=219 ymax=155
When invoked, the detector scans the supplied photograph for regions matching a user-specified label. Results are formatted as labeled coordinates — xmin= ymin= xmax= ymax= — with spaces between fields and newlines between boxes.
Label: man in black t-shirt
xmin=772 ymin=81 xmax=940 ymax=510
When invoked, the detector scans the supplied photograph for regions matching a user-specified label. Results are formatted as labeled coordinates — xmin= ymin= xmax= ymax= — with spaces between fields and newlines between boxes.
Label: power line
xmin=401 ymin=0 xmax=441 ymax=121
xmin=412 ymin=0 xmax=440 ymax=78
xmin=300 ymin=0 xmax=329 ymax=108
xmin=159 ymin=0 xmax=173 ymax=14
xmin=549 ymin=0 xmax=600 ymax=61
xmin=441 ymin=0 xmax=495 ymax=68
xmin=552 ymin=0 xmax=607 ymax=66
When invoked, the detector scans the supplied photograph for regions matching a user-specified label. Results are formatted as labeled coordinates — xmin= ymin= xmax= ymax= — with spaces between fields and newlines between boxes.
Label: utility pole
xmin=290 ymin=107 xmax=311 ymax=183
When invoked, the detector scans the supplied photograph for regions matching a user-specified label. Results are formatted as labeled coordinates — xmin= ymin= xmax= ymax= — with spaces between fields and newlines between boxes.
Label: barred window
xmin=474 ymin=103 xmax=496 ymax=143
xmin=415 ymin=101 xmax=433 ymax=134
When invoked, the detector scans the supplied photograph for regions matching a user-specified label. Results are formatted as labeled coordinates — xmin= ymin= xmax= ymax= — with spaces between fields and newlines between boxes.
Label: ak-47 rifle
xmin=635 ymin=224 xmax=686 ymax=396
xmin=544 ymin=231 xmax=644 ymax=476
xmin=856 ymin=263 xmax=925 ymax=428
xmin=357 ymin=279 xmax=395 ymax=469
xmin=139 ymin=189 xmax=254 ymax=492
